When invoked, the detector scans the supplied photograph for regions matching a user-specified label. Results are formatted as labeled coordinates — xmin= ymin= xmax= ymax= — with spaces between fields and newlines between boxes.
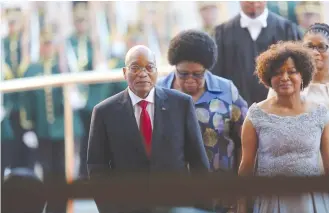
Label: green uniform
xmin=20 ymin=59 xmax=83 ymax=140
xmin=3 ymin=35 xmax=22 ymax=75
xmin=2 ymin=36 xmax=28 ymax=111
xmin=68 ymin=35 xmax=128 ymax=114
xmin=68 ymin=34 xmax=114 ymax=178
xmin=69 ymin=35 xmax=128 ymax=178
xmin=108 ymin=57 xmax=128 ymax=94
xmin=2 ymin=63 xmax=15 ymax=141
xmin=2 ymin=38 xmax=28 ymax=166
xmin=69 ymin=35 xmax=114 ymax=112
xmin=1 ymin=63 xmax=15 ymax=178
xmin=23 ymin=26 xmax=70 ymax=212
xmin=295 ymin=1 xmax=323 ymax=33
xmin=267 ymin=1 xmax=299 ymax=25
xmin=1 ymin=91 xmax=15 ymax=178
xmin=1 ymin=94 xmax=15 ymax=141
xmin=2 ymin=8 xmax=32 ymax=172
xmin=1 ymin=115 xmax=14 ymax=141
xmin=1 ymin=96 xmax=14 ymax=178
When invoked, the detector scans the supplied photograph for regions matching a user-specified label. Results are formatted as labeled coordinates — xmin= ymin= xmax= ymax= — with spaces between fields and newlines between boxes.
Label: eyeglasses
xmin=127 ymin=64 xmax=157 ymax=74
xmin=176 ymin=69 xmax=206 ymax=79
xmin=303 ymin=44 xmax=329 ymax=53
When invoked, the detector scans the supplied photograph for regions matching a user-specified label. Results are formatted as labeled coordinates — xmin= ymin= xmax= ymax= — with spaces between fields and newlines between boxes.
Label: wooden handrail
xmin=0 ymin=67 xmax=173 ymax=93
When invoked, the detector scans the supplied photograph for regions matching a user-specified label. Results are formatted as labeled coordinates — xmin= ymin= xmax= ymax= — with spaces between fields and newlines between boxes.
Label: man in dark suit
xmin=211 ymin=1 xmax=302 ymax=106
xmin=87 ymin=45 xmax=210 ymax=213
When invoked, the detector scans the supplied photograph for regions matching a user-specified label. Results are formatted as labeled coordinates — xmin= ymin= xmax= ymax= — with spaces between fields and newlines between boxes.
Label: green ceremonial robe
xmin=20 ymin=60 xmax=83 ymax=140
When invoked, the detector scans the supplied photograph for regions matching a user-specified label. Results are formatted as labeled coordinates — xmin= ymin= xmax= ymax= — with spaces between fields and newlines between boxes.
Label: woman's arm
xmin=229 ymin=81 xmax=248 ymax=172
xmin=237 ymin=117 xmax=258 ymax=213
xmin=321 ymin=122 xmax=329 ymax=175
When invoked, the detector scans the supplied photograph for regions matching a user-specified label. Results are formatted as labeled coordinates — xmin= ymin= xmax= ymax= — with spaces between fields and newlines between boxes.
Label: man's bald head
xmin=123 ymin=45 xmax=158 ymax=99
xmin=125 ymin=45 xmax=156 ymax=66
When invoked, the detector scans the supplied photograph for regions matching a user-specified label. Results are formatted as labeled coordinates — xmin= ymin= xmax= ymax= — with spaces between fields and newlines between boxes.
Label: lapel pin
xmin=162 ymin=107 xmax=166 ymax=110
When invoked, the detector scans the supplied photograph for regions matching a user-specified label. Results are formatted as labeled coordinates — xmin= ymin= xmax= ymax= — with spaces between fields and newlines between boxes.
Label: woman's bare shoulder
xmin=256 ymin=98 xmax=273 ymax=111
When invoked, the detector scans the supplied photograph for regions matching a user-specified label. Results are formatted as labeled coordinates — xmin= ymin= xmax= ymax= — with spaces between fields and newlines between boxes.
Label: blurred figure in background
xmin=1 ymin=65 xmax=15 ymax=180
xmin=267 ymin=1 xmax=299 ymax=25
xmin=3 ymin=8 xmax=25 ymax=75
xmin=212 ymin=1 xmax=302 ymax=106
xmin=2 ymin=7 xmax=34 ymax=174
xmin=106 ymin=17 xmax=128 ymax=98
xmin=67 ymin=2 xmax=117 ymax=180
xmin=198 ymin=2 xmax=219 ymax=37
xmin=295 ymin=1 xmax=323 ymax=33
xmin=67 ymin=1 xmax=94 ymax=180
xmin=299 ymin=23 xmax=329 ymax=103
xmin=107 ymin=37 xmax=126 ymax=70
xmin=126 ymin=22 xmax=146 ymax=50
xmin=20 ymin=26 xmax=84 ymax=213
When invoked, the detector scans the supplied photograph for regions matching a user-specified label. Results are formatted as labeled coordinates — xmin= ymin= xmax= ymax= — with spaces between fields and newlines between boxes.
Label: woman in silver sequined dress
xmin=238 ymin=41 xmax=329 ymax=213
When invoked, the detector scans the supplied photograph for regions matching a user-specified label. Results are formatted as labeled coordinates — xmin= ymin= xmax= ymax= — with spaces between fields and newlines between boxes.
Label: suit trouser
xmin=37 ymin=138 xmax=66 ymax=213
xmin=9 ymin=111 xmax=34 ymax=169
xmin=79 ymin=110 xmax=92 ymax=179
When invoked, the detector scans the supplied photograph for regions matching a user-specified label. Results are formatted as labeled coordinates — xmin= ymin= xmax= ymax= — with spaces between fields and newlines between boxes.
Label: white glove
xmin=0 ymin=104 xmax=6 ymax=122
xmin=69 ymin=86 xmax=87 ymax=110
xmin=22 ymin=131 xmax=39 ymax=149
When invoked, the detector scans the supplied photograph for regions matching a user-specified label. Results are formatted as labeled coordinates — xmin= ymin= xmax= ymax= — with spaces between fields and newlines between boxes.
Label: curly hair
xmin=304 ymin=23 xmax=329 ymax=41
xmin=167 ymin=29 xmax=217 ymax=70
xmin=255 ymin=41 xmax=315 ymax=88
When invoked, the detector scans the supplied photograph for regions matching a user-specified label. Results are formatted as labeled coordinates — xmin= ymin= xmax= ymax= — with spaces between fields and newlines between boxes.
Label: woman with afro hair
xmin=238 ymin=40 xmax=329 ymax=213
xmin=158 ymin=29 xmax=248 ymax=213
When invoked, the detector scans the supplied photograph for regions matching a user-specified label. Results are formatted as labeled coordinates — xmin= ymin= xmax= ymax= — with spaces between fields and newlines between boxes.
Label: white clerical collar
xmin=240 ymin=8 xmax=269 ymax=28
xmin=128 ymin=87 xmax=155 ymax=107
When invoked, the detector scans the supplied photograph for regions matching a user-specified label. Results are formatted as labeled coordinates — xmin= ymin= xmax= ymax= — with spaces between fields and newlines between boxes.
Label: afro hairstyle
xmin=255 ymin=41 xmax=315 ymax=89
xmin=167 ymin=29 xmax=217 ymax=70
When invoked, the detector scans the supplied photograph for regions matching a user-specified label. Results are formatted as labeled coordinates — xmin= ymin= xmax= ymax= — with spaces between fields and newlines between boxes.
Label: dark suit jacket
xmin=211 ymin=11 xmax=302 ymax=105
xmin=87 ymin=86 xmax=210 ymax=213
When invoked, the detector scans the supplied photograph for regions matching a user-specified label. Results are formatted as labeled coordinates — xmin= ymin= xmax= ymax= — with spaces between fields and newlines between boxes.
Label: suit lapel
xmin=150 ymin=87 xmax=168 ymax=158
xmin=118 ymin=89 xmax=148 ymax=158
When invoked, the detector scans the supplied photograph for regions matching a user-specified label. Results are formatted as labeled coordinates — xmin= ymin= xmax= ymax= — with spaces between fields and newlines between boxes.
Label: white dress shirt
xmin=240 ymin=8 xmax=269 ymax=41
xmin=128 ymin=87 xmax=155 ymax=130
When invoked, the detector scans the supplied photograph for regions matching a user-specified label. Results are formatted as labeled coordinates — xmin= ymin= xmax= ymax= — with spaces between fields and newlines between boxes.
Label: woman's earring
xmin=301 ymin=80 xmax=304 ymax=91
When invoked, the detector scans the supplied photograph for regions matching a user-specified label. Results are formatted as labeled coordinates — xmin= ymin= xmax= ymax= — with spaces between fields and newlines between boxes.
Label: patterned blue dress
xmin=158 ymin=71 xmax=248 ymax=212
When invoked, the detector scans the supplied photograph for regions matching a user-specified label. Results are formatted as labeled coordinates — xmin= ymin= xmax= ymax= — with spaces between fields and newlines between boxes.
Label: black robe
xmin=212 ymin=12 xmax=302 ymax=105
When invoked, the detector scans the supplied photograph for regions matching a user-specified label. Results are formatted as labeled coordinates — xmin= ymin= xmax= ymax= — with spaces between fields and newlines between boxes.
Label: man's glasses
xmin=127 ymin=64 xmax=157 ymax=74
xmin=176 ymin=69 xmax=206 ymax=79
xmin=303 ymin=43 xmax=329 ymax=53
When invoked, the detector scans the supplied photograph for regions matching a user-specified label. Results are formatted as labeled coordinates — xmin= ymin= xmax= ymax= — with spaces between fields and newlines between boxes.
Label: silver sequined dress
xmin=248 ymin=103 xmax=329 ymax=213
